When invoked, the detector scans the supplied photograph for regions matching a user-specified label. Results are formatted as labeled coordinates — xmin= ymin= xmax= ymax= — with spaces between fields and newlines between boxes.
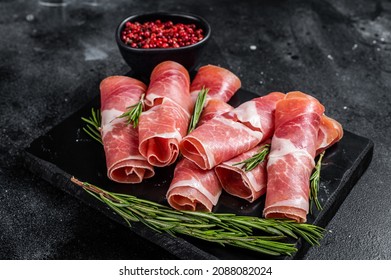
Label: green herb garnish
xmin=233 ymin=143 xmax=325 ymax=214
xmin=117 ymin=93 xmax=145 ymax=128
xmin=71 ymin=177 xmax=324 ymax=256
xmin=233 ymin=144 xmax=271 ymax=171
xmin=188 ymin=87 xmax=209 ymax=134
xmin=81 ymin=107 xmax=102 ymax=145
xmin=310 ymin=151 xmax=325 ymax=213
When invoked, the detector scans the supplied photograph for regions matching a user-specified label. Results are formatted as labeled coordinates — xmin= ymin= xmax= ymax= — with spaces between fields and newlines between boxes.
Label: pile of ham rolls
xmin=99 ymin=60 xmax=343 ymax=223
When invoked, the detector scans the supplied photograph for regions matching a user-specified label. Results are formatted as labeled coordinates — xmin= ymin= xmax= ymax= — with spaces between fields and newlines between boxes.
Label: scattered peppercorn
xmin=121 ymin=19 xmax=204 ymax=49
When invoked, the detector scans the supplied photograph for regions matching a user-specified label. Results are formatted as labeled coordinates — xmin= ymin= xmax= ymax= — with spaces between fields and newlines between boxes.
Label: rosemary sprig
xmin=70 ymin=177 xmax=324 ymax=256
xmin=232 ymin=143 xmax=325 ymax=214
xmin=188 ymin=87 xmax=209 ymax=134
xmin=233 ymin=144 xmax=271 ymax=171
xmin=116 ymin=93 xmax=145 ymax=128
xmin=81 ymin=108 xmax=102 ymax=145
xmin=310 ymin=151 xmax=325 ymax=213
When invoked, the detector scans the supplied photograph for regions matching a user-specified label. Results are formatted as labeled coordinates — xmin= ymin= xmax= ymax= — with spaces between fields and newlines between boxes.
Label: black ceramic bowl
xmin=116 ymin=12 xmax=211 ymax=80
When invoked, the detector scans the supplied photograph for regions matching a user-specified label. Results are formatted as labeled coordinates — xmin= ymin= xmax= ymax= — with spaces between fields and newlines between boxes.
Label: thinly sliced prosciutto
xmin=167 ymin=159 xmax=222 ymax=211
xmin=316 ymin=114 xmax=343 ymax=155
xmin=189 ymin=64 xmax=240 ymax=125
xmin=197 ymin=99 xmax=234 ymax=126
xmin=190 ymin=64 xmax=241 ymax=102
xmin=166 ymin=65 xmax=240 ymax=211
xmin=180 ymin=92 xmax=285 ymax=170
xmin=215 ymin=140 xmax=270 ymax=202
xmin=138 ymin=61 xmax=191 ymax=167
xmin=100 ymin=76 xmax=154 ymax=183
xmin=215 ymin=115 xmax=343 ymax=203
xmin=166 ymin=103 xmax=234 ymax=212
xmin=263 ymin=91 xmax=325 ymax=223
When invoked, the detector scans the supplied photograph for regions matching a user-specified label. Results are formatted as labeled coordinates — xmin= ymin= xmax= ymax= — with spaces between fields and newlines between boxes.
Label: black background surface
xmin=1 ymin=0 xmax=390 ymax=260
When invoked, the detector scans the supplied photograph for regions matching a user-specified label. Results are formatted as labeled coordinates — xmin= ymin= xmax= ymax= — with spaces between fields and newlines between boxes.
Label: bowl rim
xmin=115 ymin=12 xmax=211 ymax=53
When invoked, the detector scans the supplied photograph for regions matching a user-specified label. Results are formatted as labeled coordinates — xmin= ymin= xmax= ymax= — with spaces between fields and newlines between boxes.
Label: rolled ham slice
xmin=166 ymin=65 xmax=240 ymax=211
xmin=100 ymin=76 xmax=154 ymax=183
xmin=198 ymin=99 xmax=234 ymax=126
xmin=180 ymin=92 xmax=285 ymax=170
xmin=316 ymin=114 xmax=344 ymax=155
xmin=190 ymin=64 xmax=241 ymax=102
xmin=216 ymin=115 xmax=343 ymax=203
xmin=215 ymin=140 xmax=270 ymax=202
xmin=138 ymin=61 xmax=191 ymax=167
xmin=263 ymin=91 xmax=325 ymax=223
xmin=167 ymin=159 xmax=222 ymax=212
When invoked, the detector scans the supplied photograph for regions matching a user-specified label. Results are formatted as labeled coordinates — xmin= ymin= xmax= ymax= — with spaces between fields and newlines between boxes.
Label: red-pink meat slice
xmin=166 ymin=65 xmax=240 ymax=211
xmin=138 ymin=61 xmax=191 ymax=167
xmin=138 ymin=97 xmax=191 ymax=167
xmin=316 ymin=114 xmax=344 ymax=155
xmin=100 ymin=76 xmax=154 ymax=183
xmin=190 ymin=64 xmax=241 ymax=102
xmin=180 ymin=92 xmax=285 ymax=170
xmin=144 ymin=60 xmax=192 ymax=111
xmin=198 ymin=99 xmax=234 ymax=126
xmin=216 ymin=115 xmax=343 ymax=203
xmin=263 ymin=91 xmax=325 ymax=223
xmin=167 ymin=159 xmax=221 ymax=211
xmin=215 ymin=140 xmax=270 ymax=202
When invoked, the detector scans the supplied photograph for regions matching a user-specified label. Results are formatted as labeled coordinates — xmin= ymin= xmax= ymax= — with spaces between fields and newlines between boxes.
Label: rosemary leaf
xmin=81 ymin=108 xmax=102 ymax=145
xmin=188 ymin=87 xmax=209 ymax=134
xmin=310 ymin=151 xmax=325 ymax=214
xmin=70 ymin=177 xmax=324 ymax=256
xmin=233 ymin=144 xmax=270 ymax=171
xmin=116 ymin=93 xmax=145 ymax=128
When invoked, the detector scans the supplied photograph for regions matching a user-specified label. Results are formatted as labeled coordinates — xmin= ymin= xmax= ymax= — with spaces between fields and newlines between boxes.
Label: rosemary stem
xmin=70 ymin=177 xmax=324 ymax=256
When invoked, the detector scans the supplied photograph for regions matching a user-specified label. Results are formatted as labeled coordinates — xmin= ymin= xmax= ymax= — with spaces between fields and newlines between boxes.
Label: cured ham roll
xmin=215 ymin=116 xmax=343 ymax=203
xmin=180 ymin=92 xmax=285 ymax=170
xmin=263 ymin=91 xmax=325 ymax=223
xmin=189 ymin=64 xmax=241 ymax=125
xmin=166 ymin=102 xmax=234 ymax=211
xmin=138 ymin=61 xmax=191 ymax=167
xmin=190 ymin=64 xmax=241 ymax=102
xmin=316 ymin=114 xmax=344 ymax=155
xmin=167 ymin=159 xmax=222 ymax=211
xmin=167 ymin=65 xmax=240 ymax=211
xmin=100 ymin=76 xmax=154 ymax=183
xmin=215 ymin=140 xmax=270 ymax=203
xmin=144 ymin=60 xmax=193 ymax=112
xmin=197 ymin=99 xmax=234 ymax=126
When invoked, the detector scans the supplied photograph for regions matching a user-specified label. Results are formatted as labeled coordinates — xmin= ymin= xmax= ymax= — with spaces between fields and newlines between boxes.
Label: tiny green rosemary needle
xmin=116 ymin=93 xmax=145 ymax=128
xmin=233 ymin=144 xmax=271 ymax=171
xmin=188 ymin=87 xmax=209 ymax=134
xmin=81 ymin=107 xmax=102 ymax=145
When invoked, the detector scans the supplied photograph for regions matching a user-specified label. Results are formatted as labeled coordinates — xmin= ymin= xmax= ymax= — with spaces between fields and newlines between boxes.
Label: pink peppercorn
xmin=121 ymin=19 xmax=204 ymax=49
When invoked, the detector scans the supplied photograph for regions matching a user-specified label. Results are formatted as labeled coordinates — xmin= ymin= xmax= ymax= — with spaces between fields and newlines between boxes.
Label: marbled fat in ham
xmin=166 ymin=65 xmax=240 ymax=211
xmin=138 ymin=61 xmax=191 ymax=167
xmin=167 ymin=158 xmax=222 ymax=211
xmin=197 ymin=99 xmax=234 ymax=126
xmin=216 ymin=114 xmax=343 ymax=203
xmin=215 ymin=140 xmax=270 ymax=202
xmin=180 ymin=92 xmax=285 ymax=170
xmin=263 ymin=91 xmax=325 ymax=223
xmin=100 ymin=76 xmax=154 ymax=183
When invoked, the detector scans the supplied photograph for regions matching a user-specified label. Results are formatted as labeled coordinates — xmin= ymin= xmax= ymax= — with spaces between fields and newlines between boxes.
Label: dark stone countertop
xmin=1 ymin=0 xmax=390 ymax=260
